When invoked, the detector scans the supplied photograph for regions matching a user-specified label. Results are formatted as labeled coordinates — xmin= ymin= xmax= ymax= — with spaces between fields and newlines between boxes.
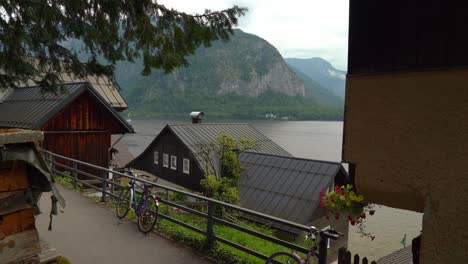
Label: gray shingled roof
xmin=16 ymin=61 xmax=128 ymax=110
xmin=0 ymin=82 xmax=133 ymax=132
xmin=169 ymin=123 xmax=292 ymax=157
xmin=239 ymin=151 xmax=347 ymax=231
xmin=377 ymin=246 xmax=412 ymax=264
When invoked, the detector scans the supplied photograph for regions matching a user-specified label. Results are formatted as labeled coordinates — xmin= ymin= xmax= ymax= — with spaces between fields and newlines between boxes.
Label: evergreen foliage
xmin=0 ymin=1 xmax=246 ymax=90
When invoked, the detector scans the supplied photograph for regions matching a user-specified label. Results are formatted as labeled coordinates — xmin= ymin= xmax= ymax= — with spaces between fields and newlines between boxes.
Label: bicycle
xmin=116 ymin=172 xmax=160 ymax=233
xmin=265 ymin=226 xmax=342 ymax=264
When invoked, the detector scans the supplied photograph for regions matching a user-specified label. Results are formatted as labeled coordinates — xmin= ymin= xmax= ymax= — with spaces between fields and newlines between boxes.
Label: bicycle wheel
xmin=265 ymin=252 xmax=301 ymax=264
xmin=116 ymin=187 xmax=131 ymax=219
xmin=138 ymin=195 xmax=158 ymax=233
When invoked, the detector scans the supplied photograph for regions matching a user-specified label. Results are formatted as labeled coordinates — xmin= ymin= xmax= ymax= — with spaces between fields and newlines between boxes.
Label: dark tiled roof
xmin=169 ymin=123 xmax=291 ymax=157
xmin=18 ymin=71 xmax=128 ymax=110
xmin=0 ymin=82 xmax=133 ymax=132
xmin=239 ymin=152 xmax=347 ymax=230
xmin=168 ymin=123 xmax=292 ymax=173
xmin=377 ymin=246 xmax=413 ymax=264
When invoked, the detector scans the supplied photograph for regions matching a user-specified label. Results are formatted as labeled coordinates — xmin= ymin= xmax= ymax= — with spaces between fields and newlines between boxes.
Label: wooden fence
xmin=338 ymin=247 xmax=377 ymax=264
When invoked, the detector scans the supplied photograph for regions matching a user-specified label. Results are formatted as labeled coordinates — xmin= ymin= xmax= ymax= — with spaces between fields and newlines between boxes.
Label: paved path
xmin=36 ymin=185 xmax=211 ymax=264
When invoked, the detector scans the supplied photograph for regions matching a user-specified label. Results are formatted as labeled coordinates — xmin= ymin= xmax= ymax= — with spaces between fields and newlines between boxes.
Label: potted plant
xmin=320 ymin=184 xmax=375 ymax=240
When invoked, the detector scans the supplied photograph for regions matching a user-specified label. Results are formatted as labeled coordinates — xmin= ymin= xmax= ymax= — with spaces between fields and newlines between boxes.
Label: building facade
xmin=343 ymin=0 xmax=468 ymax=262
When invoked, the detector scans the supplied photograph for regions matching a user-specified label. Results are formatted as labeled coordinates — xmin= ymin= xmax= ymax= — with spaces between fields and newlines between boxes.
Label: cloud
xmin=159 ymin=0 xmax=349 ymax=70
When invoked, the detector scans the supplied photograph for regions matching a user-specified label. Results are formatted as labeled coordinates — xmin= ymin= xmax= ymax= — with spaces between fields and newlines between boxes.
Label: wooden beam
xmin=0 ymin=229 xmax=40 ymax=263
xmin=0 ymin=190 xmax=29 ymax=216
xmin=0 ymin=161 xmax=28 ymax=192
xmin=0 ymin=208 xmax=35 ymax=239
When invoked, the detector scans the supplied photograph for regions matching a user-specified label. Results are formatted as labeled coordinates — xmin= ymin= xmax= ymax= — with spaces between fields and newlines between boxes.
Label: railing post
xmin=73 ymin=162 xmax=78 ymax=189
xmin=101 ymin=172 xmax=107 ymax=202
xmin=206 ymin=200 xmax=215 ymax=249
xmin=318 ymin=231 xmax=328 ymax=264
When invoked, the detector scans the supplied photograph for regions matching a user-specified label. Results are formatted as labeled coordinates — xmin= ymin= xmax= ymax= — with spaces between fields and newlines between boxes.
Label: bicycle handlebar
xmin=308 ymin=226 xmax=343 ymax=240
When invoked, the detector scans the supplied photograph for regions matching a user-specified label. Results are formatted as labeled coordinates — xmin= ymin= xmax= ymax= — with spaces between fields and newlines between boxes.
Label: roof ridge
xmin=241 ymin=151 xmax=342 ymax=165
xmin=13 ymin=81 xmax=89 ymax=90
xmin=169 ymin=123 xmax=251 ymax=126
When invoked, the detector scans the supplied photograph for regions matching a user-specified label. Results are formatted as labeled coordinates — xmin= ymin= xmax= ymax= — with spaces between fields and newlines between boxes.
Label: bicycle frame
xmin=126 ymin=179 xmax=149 ymax=216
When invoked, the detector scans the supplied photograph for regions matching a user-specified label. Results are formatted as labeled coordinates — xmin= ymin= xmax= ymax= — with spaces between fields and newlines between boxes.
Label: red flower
xmin=319 ymin=189 xmax=325 ymax=197
xmin=328 ymin=197 xmax=335 ymax=203
xmin=326 ymin=215 xmax=330 ymax=221
xmin=369 ymin=210 xmax=375 ymax=216
xmin=334 ymin=212 xmax=340 ymax=219
xmin=350 ymin=221 xmax=356 ymax=226
xmin=347 ymin=214 xmax=353 ymax=221
xmin=360 ymin=213 xmax=366 ymax=219
xmin=319 ymin=198 xmax=325 ymax=207
xmin=334 ymin=185 xmax=343 ymax=194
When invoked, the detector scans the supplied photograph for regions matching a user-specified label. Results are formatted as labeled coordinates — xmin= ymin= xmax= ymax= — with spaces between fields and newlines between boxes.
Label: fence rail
xmin=42 ymin=149 xmax=339 ymax=264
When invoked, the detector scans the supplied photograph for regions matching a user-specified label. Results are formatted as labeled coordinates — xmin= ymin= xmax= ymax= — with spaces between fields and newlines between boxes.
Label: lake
xmin=122 ymin=118 xmax=423 ymax=261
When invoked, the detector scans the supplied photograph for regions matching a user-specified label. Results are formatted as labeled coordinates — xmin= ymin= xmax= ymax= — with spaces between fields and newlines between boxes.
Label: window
xmin=170 ymin=155 xmax=177 ymax=170
xmin=163 ymin=153 xmax=169 ymax=168
xmin=154 ymin=151 xmax=159 ymax=164
xmin=183 ymin=158 xmax=190 ymax=174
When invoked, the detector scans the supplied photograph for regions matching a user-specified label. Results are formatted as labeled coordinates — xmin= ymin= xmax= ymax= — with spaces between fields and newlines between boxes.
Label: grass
xmin=57 ymin=256 xmax=72 ymax=264
xmin=53 ymin=173 xmax=83 ymax=191
xmin=54 ymin=178 xmax=315 ymax=264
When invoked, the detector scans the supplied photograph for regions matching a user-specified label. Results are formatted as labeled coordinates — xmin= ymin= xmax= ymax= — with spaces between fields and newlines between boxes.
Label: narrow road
xmin=36 ymin=185 xmax=211 ymax=264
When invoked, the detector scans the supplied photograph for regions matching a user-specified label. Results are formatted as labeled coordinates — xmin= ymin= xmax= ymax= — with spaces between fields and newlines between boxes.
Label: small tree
xmin=200 ymin=133 xmax=256 ymax=205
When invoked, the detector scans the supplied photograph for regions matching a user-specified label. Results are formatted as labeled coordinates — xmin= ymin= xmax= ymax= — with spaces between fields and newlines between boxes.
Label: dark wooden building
xmin=127 ymin=123 xmax=291 ymax=191
xmin=0 ymin=82 xmax=133 ymax=169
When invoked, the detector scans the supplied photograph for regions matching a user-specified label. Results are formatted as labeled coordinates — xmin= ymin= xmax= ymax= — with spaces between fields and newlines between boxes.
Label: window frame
xmin=163 ymin=153 xmax=169 ymax=168
xmin=154 ymin=151 xmax=159 ymax=165
xmin=183 ymin=158 xmax=190 ymax=174
xmin=170 ymin=155 xmax=177 ymax=170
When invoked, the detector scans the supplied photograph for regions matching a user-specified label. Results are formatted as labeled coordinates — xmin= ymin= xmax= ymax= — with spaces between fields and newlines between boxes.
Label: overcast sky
xmin=159 ymin=0 xmax=349 ymax=70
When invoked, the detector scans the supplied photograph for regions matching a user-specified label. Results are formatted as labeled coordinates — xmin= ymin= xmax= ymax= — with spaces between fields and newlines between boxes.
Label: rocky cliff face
xmin=285 ymin=57 xmax=346 ymax=98
xmin=218 ymin=61 xmax=304 ymax=97
xmin=116 ymin=29 xmax=304 ymax=102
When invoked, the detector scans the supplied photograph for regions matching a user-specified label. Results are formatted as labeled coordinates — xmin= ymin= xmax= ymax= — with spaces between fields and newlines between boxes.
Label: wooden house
xmin=238 ymin=151 xmax=349 ymax=260
xmin=0 ymin=82 xmax=134 ymax=172
xmin=127 ymin=122 xmax=291 ymax=191
xmin=0 ymin=129 xmax=64 ymax=263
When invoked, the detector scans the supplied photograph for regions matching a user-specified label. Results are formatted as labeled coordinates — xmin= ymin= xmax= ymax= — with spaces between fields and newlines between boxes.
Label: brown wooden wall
xmin=41 ymin=91 xmax=124 ymax=169
xmin=42 ymin=91 xmax=123 ymax=133
xmin=0 ymin=161 xmax=40 ymax=263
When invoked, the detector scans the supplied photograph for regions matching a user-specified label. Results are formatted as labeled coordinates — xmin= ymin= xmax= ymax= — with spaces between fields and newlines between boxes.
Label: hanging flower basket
xmin=319 ymin=184 xmax=376 ymax=240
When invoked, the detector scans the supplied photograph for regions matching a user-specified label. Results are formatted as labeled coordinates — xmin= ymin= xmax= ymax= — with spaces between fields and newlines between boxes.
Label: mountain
xmin=116 ymin=29 xmax=304 ymax=102
xmin=285 ymin=58 xmax=346 ymax=98
xmin=288 ymin=65 xmax=343 ymax=108
xmin=110 ymin=29 xmax=343 ymax=120
xmin=62 ymin=29 xmax=344 ymax=119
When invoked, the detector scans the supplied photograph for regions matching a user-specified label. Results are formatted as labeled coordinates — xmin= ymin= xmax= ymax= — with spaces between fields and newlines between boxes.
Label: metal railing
xmin=42 ymin=149 xmax=340 ymax=264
